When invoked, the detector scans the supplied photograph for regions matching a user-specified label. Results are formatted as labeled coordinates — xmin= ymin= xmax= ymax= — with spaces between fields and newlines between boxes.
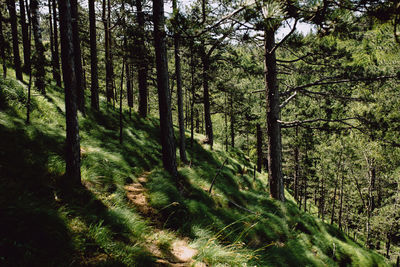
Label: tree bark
xmin=331 ymin=173 xmax=339 ymax=225
xmin=19 ymin=0 xmax=30 ymax=73
xmin=153 ymin=0 xmax=178 ymax=178
xmin=52 ymin=0 xmax=61 ymax=87
xmin=31 ymin=0 xmax=46 ymax=94
xmin=338 ymin=170 xmax=345 ymax=229
xmin=230 ymin=91 xmax=235 ymax=148
xmin=201 ymin=43 xmax=214 ymax=148
xmin=6 ymin=0 xmax=23 ymax=81
xmin=58 ymin=0 xmax=81 ymax=185
xmin=103 ymin=0 xmax=113 ymax=103
xmin=294 ymin=126 xmax=299 ymax=203
xmin=256 ymin=123 xmax=263 ymax=172
xmin=0 ymin=4 xmax=6 ymax=78
xmin=264 ymin=27 xmax=284 ymax=201
xmin=71 ymin=0 xmax=84 ymax=113
xmin=136 ymin=0 xmax=148 ymax=117
xmin=89 ymin=0 xmax=99 ymax=110
xmin=173 ymin=0 xmax=187 ymax=164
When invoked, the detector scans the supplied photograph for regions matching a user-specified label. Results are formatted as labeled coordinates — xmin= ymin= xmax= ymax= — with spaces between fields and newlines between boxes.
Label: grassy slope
xmin=0 ymin=75 xmax=390 ymax=266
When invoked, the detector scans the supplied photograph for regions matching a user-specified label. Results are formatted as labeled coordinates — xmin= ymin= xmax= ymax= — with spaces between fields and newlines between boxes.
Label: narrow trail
xmin=124 ymin=172 xmax=204 ymax=267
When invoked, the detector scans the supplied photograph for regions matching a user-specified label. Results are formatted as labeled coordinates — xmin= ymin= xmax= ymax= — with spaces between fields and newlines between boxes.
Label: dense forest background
xmin=1 ymin=0 xmax=400 ymax=265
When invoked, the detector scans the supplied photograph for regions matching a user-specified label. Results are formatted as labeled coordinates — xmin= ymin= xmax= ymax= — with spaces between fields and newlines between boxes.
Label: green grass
xmin=0 ymin=74 xmax=392 ymax=266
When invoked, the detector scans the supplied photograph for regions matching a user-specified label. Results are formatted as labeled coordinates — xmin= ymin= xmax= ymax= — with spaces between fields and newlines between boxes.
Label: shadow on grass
xmin=0 ymin=118 xmax=153 ymax=266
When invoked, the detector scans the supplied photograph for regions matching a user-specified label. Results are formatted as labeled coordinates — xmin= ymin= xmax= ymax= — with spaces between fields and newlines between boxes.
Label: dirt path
xmin=124 ymin=172 xmax=204 ymax=267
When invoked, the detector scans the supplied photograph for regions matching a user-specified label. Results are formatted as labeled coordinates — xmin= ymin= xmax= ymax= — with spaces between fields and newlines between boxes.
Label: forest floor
xmin=0 ymin=74 xmax=393 ymax=266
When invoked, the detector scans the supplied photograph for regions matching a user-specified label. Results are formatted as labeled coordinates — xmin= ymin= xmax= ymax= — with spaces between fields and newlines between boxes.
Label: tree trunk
xmin=230 ymin=91 xmax=235 ymax=148
xmin=58 ymin=0 xmax=81 ymax=185
xmin=201 ymin=44 xmax=213 ymax=148
xmin=264 ymin=27 xmax=284 ymax=201
xmin=257 ymin=123 xmax=263 ymax=172
xmin=126 ymin=63 xmax=133 ymax=109
xmin=153 ymin=0 xmax=178 ymax=178
xmin=89 ymin=0 xmax=99 ymax=110
xmin=385 ymin=233 xmax=390 ymax=258
xmin=52 ymin=0 xmax=61 ymax=87
xmin=173 ymin=0 xmax=187 ymax=164
xmin=331 ymin=174 xmax=338 ymax=225
xmin=103 ymin=0 xmax=113 ymax=103
xmin=6 ymin=0 xmax=23 ymax=81
xmin=19 ymin=0 xmax=30 ymax=73
xmin=294 ymin=126 xmax=299 ymax=202
xmin=0 ymin=5 xmax=6 ymax=78
xmin=71 ymin=0 xmax=84 ymax=113
xmin=136 ymin=0 xmax=148 ymax=117
xmin=338 ymin=171 xmax=345 ymax=230
xmin=31 ymin=0 xmax=46 ymax=94
xmin=119 ymin=58 xmax=124 ymax=144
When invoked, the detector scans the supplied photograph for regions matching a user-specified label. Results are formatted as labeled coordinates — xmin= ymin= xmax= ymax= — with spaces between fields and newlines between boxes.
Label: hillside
xmin=0 ymin=75 xmax=390 ymax=266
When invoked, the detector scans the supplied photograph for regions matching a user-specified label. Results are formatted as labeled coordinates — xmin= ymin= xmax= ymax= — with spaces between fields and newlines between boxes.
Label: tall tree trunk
xmin=103 ymin=0 xmax=112 ymax=103
xmin=153 ymin=0 xmax=178 ymax=178
xmin=71 ymin=0 xmax=84 ymax=113
xmin=119 ymin=58 xmax=124 ymax=144
xmin=89 ymin=0 xmax=99 ymax=110
xmin=256 ymin=123 xmax=263 ymax=172
xmin=331 ymin=174 xmax=339 ymax=225
xmin=0 ymin=4 xmax=6 ymax=78
xmin=6 ymin=0 xmax=23 ymax=81
xmin=264 ymin=27 xmax=284 ymax=201
xmin=201 ymin=44 xmax=213 ymax=148
xmin=136 ymin=0 xmax=148 ymax=117
xmin=19 ymin=0 xmax=30 ymax=73
xmin=230 ymin=91 xmax=235 ymax=148
xmin=52 ymin=0 xmax=61 ymax=86
xmin=338 ymin=171 xmax=345 ymax=229
xmin=190 ymin=43 xmax=195 ymax=149
xmin=31 ymin=0 xmax=46 ymax=94
xmin=294 ymin=126 xmax=299 ymax=202
xmin=126 ymin=63 xmax=133 ymax=110
xmin=173 ymin=0 xmax=187 ymax=164
xmin=58 ymin=0 xmax=81 ymax=185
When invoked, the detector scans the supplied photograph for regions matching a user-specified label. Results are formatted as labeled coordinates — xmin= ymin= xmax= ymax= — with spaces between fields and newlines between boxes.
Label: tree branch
xmin=270 ymin=19 xmax=298 ymax=54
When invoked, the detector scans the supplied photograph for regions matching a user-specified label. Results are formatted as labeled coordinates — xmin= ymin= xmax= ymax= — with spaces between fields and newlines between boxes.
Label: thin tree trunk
xmin=294 ymin=126 xmax=299 ymax=202
xmin=103 ymin=0 xmax=112 ymax=103
xmin=19 ymin=0 xmax=30 ymax=73
xmin=331 ymin=173 xmax=339 ymax=225
xmin=153 ymin=0 xmax=178 ymax=178
xmin=71 ymin=0 xmax=84 ymax=113
xmin=0 ymin=4 xmax=6 ymax=78
xmin=26 ymin=21 xmax=32 ymax=124
xmin=52 ymin=0 xmax=61 ymax=86
xmin=89 ymin=0 xmax=99 ymax=110
xmin=119 ymin=58 xmax=124 ymax=144
xmin=126 ymin=63 xmax=133 ymax=110
xmin=338 ymin=171 xmax=345 ymax=230
xmin=58 ymin=0 xmax=81 ymax=185
xmin=201 ymin=43 xmax=213 ymax=148
xmin=173 ymin=0 xmax=187 ymax=164
xmin=136 ymin=0 xmax=148 ymax=117
xmin=230 ymin=91 xmax=235 ymax=148
xmin=264 ymin=27 xmax=284 ymax=201
xmin=48 ymin=0 xmax=56 ymax=82
xmin=6 ymin=0 xmax=23 ymax=81
xmin=31 ymin=0 xmax=46 ymax=94
xmin=257 ymin=123 xmax=263 ymax=172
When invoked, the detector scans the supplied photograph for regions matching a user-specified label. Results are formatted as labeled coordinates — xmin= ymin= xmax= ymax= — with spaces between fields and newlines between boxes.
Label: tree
xmin=153 ymin=0 xmax=178 ymax=178
xmin=172 ymin=0 xmax=188 ymax=164
xmin=71 ymin=0 xmax=84 ymax=113
xmin=48 ymin=0 xmax=62 ymax=87
xmin=31 ymin=0 xmax=46 ymax=94
xmin=58 ymin=0 xmax=81 ymax=185
xmin=6 ymin=0 xmax=23 ymax=81
xmin=136 ymin=0 xmax=148 ymax=117
xmin=88 ymin=0 xmax=99 ymax=110
xmin=0 ymin=3 xmax=6 ymax=78
xmin=19 ymin=0 xmax=30 ymax=73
